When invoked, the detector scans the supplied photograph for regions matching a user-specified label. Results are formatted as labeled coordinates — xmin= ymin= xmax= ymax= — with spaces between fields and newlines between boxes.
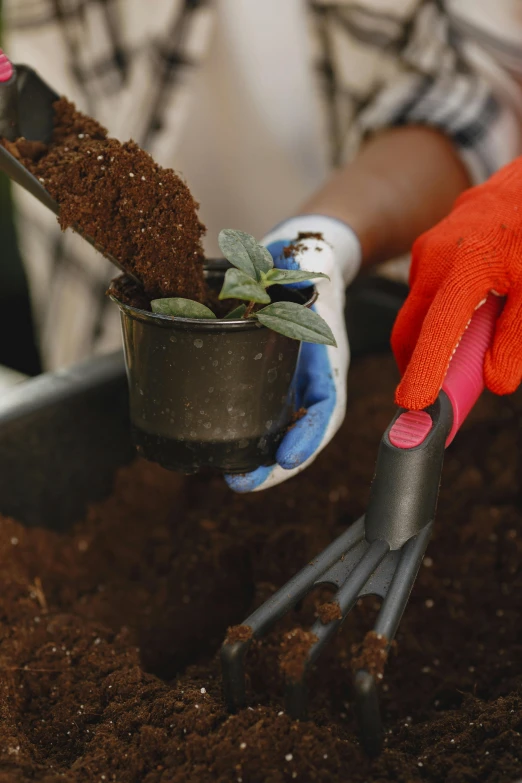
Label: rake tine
xmin=221 ymin=517 xmax=366 ymax=712
xmin=285 ymin=539 xmax=390 ymax=719
xmin=354 ymin=670 xmax=382 ymax=757
xmin=352 ymin=522 xmax=433 ymax=755
xmin=309 ymin=539 xmax=390 ymax=665
xmin=373 ymin=522 xmax=432 ymax=640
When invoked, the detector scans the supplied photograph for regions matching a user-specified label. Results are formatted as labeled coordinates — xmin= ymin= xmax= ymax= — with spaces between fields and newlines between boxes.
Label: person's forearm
xmin=300 ymin=126 xmax=472 ymax=268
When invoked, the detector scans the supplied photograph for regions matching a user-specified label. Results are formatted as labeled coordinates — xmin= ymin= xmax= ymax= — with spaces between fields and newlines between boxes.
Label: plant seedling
xmin=151 ymin=230 xmax=336 ymax=346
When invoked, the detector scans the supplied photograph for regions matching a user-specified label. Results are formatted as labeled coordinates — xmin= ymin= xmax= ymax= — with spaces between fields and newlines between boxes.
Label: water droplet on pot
xmin=190 ymin=431 xmax=197 ymax=437
xmin=170 ymin=335 xmax=177 ymax=343
xmin=212 ymin=360 xmax=218 ymax=367
xmin=228 ymin=350 xmax=232 ymax=355
xmin=208 ymin=387 xmax=214 ymax=393
xmin=214 ymin=427 xmax=222 ymax=435
xmin=268 ymin=369 xmax=278 ymax=383
xmin=194 ymin=339 xmax=203 ymax=348
xmin=238 ymin=439 xmax=249 ymax=448
xmin=254 ymin=353 xmax=262 ymax=361
xmin=265 ymin=420 xmax=273 ymax=429
xmin=204 ymin=422 xmax=212 ymax=429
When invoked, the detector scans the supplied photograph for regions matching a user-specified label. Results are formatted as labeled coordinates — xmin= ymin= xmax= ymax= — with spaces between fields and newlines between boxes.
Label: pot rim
xmin=109 ymin=263 xmax=318 ymax=332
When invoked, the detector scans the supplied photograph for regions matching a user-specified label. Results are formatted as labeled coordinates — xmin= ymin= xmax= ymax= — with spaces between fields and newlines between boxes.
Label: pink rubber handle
xmin=0 ymin=50 xmax=14 ymax=83
xmin=442 ymin=293 xmax=502 ymax=445
xmin=389 ymin=293 xmax=502 ymax=449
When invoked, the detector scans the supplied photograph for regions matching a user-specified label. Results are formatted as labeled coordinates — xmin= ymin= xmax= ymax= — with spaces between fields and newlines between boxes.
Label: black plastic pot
xmin=110 ymin=262 xmax=317 ymax=474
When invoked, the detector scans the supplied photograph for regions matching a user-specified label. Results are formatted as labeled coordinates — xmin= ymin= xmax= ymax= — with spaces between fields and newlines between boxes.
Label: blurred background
xmin=0 ymin=2 xmax=41 ymax=379
xmin=7 ymin=0 xmax=502 ymax=383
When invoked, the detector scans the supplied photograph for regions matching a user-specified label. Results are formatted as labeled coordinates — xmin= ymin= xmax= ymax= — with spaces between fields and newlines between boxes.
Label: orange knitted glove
xmin=392 ymin=156 xmax=522 ymax=411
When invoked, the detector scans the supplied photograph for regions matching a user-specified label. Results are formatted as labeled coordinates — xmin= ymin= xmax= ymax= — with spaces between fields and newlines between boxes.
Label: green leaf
xmin=251 ymin=244 xmax=274 ymax=275
xmin=223 ymin=304 xmax=247 ymax=319
xmin=218 ymin=229 xmax=273 ymax=279
xmin=151 ymin=298 xmax=217 ymax=319
xmin=256 ymin=302 xmax=337 ymax=346
xmin=218 ymin=268 xmax=271 ymax=304
xmin=264 ymin=269 xmax=330 ymax=286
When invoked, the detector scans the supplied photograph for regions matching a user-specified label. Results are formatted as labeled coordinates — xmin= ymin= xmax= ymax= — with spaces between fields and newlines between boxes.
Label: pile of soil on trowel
xmin=0 ymin=354 xmax=521 ymax=782
xmin=2 ymin=98 xmax=206 ymax=303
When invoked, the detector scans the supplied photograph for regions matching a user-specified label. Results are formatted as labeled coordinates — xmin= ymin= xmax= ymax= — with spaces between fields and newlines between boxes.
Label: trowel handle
xmin=0 ymin=49 xmax=19 ymax=141
xmin=388 ymin=293 xmax=503 ymax=451
xmin=441 ymin=292 xmax=503 ymax=445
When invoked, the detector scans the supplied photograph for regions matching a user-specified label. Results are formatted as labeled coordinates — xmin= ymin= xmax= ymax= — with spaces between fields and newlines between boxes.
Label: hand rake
xmin=221 ymin=293 xmax=502 ymax=756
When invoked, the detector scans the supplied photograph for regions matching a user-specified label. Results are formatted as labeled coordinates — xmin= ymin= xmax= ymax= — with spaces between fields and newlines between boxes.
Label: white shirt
xmin=4 ymin=0 xmax=522 ymax=369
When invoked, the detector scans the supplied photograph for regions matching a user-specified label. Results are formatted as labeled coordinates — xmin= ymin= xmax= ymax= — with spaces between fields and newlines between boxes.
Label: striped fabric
xmin=3 ymin=0 xmax=522 ymax=369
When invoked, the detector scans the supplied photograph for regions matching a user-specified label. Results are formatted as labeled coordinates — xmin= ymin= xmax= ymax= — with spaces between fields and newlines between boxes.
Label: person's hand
xmin=225 ymin=215 xmax=361 ymax=493
xmin=392 ymin=156 xmax=522 ymax=411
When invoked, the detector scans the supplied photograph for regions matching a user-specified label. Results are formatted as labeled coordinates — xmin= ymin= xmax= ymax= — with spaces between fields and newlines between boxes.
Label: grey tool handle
xmin=365 ymin=293 xmax=502 ymax=549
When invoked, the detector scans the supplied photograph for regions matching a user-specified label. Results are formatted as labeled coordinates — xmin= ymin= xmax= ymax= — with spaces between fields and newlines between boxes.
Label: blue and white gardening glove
xmin=225 ymin=215 xmax=361 ymax=493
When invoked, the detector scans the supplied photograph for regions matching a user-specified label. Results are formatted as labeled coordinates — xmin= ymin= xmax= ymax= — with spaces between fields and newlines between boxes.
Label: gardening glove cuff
xmin=262 ymin=214 xmax=362 ymax=289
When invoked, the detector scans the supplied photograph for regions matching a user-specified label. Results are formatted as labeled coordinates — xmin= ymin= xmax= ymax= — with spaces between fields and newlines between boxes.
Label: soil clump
xmin=3 ymin=98 xmax=206 ymax=303
xmin=351 ymin=632 xmax=390 ymax=680
xmin=317 ymin=601 xmax=343 ymax=624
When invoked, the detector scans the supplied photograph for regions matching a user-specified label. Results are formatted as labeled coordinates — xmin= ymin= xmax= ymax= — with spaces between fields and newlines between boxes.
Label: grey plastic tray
xmin=0 ymin=351 xmax=133 ymax=530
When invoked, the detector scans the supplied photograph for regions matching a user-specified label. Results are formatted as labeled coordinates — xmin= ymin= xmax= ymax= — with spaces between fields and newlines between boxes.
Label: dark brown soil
xmin=351 ymin=632 xmax=390 ymax=680
xmin=287 ymin=407 xmax=308 ymax=432
xmin=279 ymin=629 xmax=319 ymax=683
xmin=317 ymin=601 xmax=343 ymax=624
xmin=3 ymin=98 xmax=206 ymax=302
xmin=297 ymin=232 xmax=323 ymax=241
xmin=282 ymin=233 xmax=324 ymax=259
xmin=225 ymin=625 xmax=254 ymax=645
xmin=0 ymin=354 xmax=521 ymax=781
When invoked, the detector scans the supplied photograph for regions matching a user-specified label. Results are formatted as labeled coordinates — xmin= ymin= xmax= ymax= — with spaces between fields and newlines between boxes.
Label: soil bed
xmin=0 ymin=354 xmax=521 ymax=781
